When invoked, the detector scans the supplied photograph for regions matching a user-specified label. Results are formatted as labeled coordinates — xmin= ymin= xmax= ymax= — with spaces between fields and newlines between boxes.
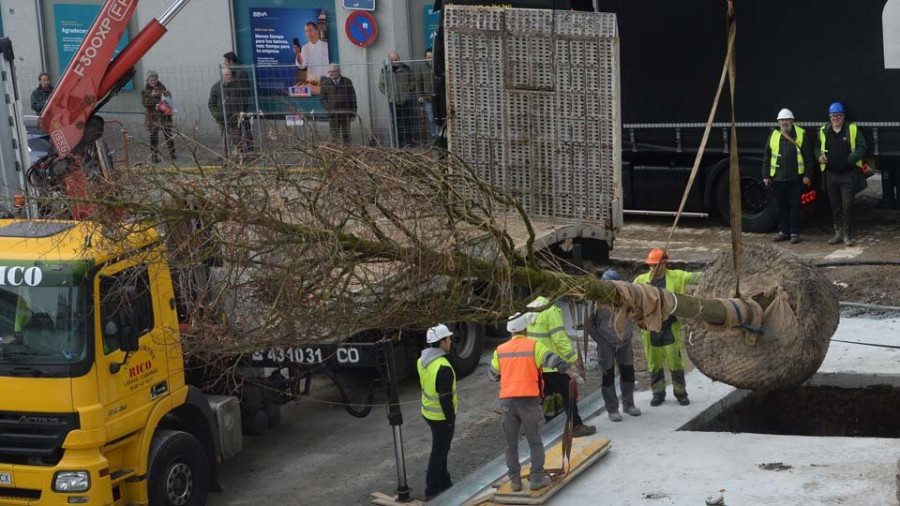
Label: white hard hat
xmin=426 ymin=324 xmax=453 ymax=344
xmin=777 ymin=108 xmax=795 ymax=120
xmin=507 ymin=311 xmax=537 ymax=334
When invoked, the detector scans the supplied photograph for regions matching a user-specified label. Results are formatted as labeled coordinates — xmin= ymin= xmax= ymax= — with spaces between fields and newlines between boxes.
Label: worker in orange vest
xmin=489 ymin=310 xmax=585 ymax=492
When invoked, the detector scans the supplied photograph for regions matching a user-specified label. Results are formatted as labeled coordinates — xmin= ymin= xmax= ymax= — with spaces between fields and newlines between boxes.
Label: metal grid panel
xmin=446 ymin=6 xmax=620 ymax=225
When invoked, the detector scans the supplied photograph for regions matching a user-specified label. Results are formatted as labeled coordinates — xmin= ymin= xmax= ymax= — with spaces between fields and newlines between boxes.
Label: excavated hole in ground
xmin=680 ymin=380 xmax=900 ymax=438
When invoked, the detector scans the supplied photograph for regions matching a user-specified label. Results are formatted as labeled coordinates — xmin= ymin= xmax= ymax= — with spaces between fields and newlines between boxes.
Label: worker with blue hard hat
xmin=816 ymin=101 xmax=868 ymax=247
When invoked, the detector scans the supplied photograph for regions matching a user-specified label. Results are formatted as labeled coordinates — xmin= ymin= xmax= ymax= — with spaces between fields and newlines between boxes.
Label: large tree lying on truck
xmin=46 ymin=144 xmax=840 ymax=391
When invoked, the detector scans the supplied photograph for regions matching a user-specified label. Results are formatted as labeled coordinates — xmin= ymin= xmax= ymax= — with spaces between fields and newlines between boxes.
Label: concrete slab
xmin=442 ymin=317 xmax=900 ymax=506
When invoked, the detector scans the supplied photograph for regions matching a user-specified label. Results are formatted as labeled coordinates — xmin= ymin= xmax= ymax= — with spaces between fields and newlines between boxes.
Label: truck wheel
xmin=264 ymin=403 xmax=281 ymax=429
xmin=716 ymin=169 xmax=778 ymax=232
xmin=147 ymin=430 xmax=210 ymax=506
xmin=448 ymin=322 xmax=484 ymax=378
xmin=243 ymin=409 xmax=269 ymax=436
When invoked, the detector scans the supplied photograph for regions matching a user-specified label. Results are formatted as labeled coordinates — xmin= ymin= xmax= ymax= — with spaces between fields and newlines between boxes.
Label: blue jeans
xmin=424 ymin=101 xmax=436 ymax=139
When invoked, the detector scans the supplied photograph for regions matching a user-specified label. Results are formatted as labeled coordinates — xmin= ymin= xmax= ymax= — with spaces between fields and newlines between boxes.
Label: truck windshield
xmin=0 ymin=282 xmax=88 ymax=365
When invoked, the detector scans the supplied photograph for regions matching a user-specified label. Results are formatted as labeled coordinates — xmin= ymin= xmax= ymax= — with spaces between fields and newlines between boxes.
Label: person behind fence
xmin=208 ymin=67 xmax=251 ymax=160
xmin=31 ymin=73 xmax=54 ymax=115
xmin=418 ymin=48 xmax=437 ymax=140
xmin=588 ymin=269 xmax=641 ymax=422
xmin=294 ymin=22 xmax=330 ymax=84
xmin=378 ymin=52 xmax=418 ymax=148
xmin=490 ymin=310 xmax=585 ymax=493
xmin=319 ymin=64 xmax=357 ymax=144
xmin=223 ymin=51 xmax=251 ymax=93
xmin=141 ymin=70 xmax=176 ymax=163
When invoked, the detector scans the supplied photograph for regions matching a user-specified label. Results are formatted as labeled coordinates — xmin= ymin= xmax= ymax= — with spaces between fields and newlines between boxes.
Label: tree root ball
xmin=682 ymin=245 xmax=840 ymax=391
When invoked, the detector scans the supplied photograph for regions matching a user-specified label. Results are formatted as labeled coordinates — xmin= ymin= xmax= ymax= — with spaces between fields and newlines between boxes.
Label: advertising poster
xmin=53 ymin=3 xmax=132 ymax=90
xmin=424 ymin=4 xmax=440 ymax=52
xmin=249 ymin=7 xmax=334 ymax=102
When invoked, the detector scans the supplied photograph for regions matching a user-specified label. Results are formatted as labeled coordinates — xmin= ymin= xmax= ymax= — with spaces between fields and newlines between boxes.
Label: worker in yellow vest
xmin=526 ymin=297 xmax=596 ymax=438
xmin=762 ymin=108 xmax=815 ymax=244
xmin=417 ymin=324 xmax=458 ymax=500
xmin=489 ymin=311 xmax=585 ymax=492
xmin=816 ymin=102 xmax=868 ymax=247
xmin=634 ymin=249 xmax=703 ymax=407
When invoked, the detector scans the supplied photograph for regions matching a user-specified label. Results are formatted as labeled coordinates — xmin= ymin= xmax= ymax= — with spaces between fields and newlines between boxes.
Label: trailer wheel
xmin=243 ymin=409 xmax=269 ymax=436
xmin=448 ymin=322 xmax=484 ymax=378
xmin=264 ymin=403 xmax=281 ymax=429
xmin=147 ymin=430 xmax=210 ymax=506
xmin=716 ymin=169 xmax=777 ymax=232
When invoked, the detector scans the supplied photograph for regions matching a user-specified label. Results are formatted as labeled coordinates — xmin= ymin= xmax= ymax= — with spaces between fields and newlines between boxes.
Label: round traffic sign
xmin=345 ymin=11 xmax=378 ymax=47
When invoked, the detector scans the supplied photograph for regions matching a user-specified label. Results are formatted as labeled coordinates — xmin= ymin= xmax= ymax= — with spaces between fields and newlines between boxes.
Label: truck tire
xmin=243 ymin=409 xmax=269 ymax=436
xmin=147 ymin=430 xmax=210 ymax=506
xmin=448 ymin=322 xmax=484 ymax=378
xmin=716 ymin=168 xmax=778 ymax=232
xmin=264 ymin=403 xmax=281 ymax=429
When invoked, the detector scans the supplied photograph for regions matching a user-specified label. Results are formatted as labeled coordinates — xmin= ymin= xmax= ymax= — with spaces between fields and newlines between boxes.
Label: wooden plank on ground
xmin=489 ymin=436 xmax=612 ymax=505
xmin=370 ymin=491 xmax=426 ymax=506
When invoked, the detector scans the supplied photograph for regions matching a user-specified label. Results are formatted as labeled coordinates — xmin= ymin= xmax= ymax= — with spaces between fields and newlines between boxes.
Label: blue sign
xmin=249 ymin=7 xmax=334 ymax=91
xmin=343 ymin=0 xmax=375 ymax=11
xmin=53 ymin=4 xmax=132 ymax=90
xmin=424 ymin=4 xmax=440 ymax=52
xmin=345 ymin=11 xmax=377 ymax=47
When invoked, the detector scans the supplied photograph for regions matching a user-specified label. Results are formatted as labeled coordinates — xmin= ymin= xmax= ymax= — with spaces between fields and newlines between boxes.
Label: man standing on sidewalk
xmin=817 ymin=102 xmax=868 ymax=246
xmin=418 ymin=324 xmax=458 ymax=500
xmin=526 ymin=297 xmax=596 ymax=438
xmin=634 ymin=249 xmax=703 ymax=407
xmin=489 ymin=311 xmax=584 ymax=493
xmin=763 ymin=108 xmax=814 ymax=244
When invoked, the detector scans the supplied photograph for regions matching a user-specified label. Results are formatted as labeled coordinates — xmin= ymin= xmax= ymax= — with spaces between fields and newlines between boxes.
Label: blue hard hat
xmin=601 ymin=269 xmax=622 ymax=281
xmin=828 ymin=102 xmax=845 ymax=115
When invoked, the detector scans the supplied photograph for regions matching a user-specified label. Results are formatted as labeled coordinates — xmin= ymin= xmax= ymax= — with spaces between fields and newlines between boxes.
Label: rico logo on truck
xmin=0 ymin=266 xmax=43 ymax=286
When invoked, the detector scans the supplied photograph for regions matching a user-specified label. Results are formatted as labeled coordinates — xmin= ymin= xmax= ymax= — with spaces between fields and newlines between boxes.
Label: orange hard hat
xmin=646 ymin=248 xmax=669 ymax=265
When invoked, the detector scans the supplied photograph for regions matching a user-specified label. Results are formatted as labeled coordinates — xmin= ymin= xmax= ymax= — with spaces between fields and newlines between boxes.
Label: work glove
xmin=567 ymin=370 xmax=586 ymax=388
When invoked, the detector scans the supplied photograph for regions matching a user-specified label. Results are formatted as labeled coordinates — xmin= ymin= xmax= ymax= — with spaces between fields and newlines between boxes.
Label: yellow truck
xmin=0 ymin=219 xmax=242 ymax=505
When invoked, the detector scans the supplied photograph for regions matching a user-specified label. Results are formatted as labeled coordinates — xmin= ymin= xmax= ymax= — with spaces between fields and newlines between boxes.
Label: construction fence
xmin=18 ymin=59 xmax=439 ymax=164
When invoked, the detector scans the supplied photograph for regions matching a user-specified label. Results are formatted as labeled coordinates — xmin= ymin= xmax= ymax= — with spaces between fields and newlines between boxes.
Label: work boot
xmin=572 ymin=424 xmax=597 ymax=437
xmin=844 ymin=235 xmax=855 ymax=247
xmin=510 ymin=478 xmax=522 ymax=492
xmin=676 ymin=394 xmax=690 ymax=406
xmin=772 ymin=233 xmax=789 ymax=243
xmin=789 ymin=234 xmax=801 ymax=244
xmin=827 ymin=227 xmax=842 ymax=245
xmin=624 ymin=404 xmax=642 ymax=417
xmin=529 ymin=474 xmax=552 ymax=491
xmin=650 ymin=392 xmax=665 ymax=406
xmin=608 ymin=411 xmax=622 ymax=422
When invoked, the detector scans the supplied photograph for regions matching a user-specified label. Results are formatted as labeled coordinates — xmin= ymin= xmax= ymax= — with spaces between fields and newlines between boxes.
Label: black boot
xmin=650 ymin=392 xmax=665 ymax=407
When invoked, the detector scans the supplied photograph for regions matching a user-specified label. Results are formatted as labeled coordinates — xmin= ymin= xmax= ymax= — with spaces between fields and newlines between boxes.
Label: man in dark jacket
xmin=319 ymin=64 xmax=357 ymax=144
xmin=762 ymin=108 xmax=814 ymax=244
xmin=418 ymin=324 xmax=458 ymax=500
xmin=378 ymin=52 xmax=418 ymax=147
xmin=816 ymin=102 xmax=868 ymax=246
xmin=31 ymin=73 xmax=54 ymax=115
xmin=587 ymin=269 xmax=641 ymax=422
xmin=208 ymin=67 xmax=251 ymax=160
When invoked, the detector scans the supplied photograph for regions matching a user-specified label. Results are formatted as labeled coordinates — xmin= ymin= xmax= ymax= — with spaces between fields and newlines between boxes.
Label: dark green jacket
xmin=378 ymin=63 xmax=417 ymax=105
xmin=208 ymin=80 xmax=250 ymax=127
xmin=31 ymin=86 xmax=53 ymax=115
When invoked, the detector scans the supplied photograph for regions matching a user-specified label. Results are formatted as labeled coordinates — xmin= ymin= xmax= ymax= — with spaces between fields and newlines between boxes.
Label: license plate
xmin=251 ymin=346 xmax=328 ymax=365
xmin=0 ymin=472 xmax=11 ymax=486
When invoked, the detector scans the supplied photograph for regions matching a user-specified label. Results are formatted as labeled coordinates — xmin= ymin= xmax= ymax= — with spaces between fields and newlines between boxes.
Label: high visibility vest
xmin=417 ymin=355 xmax=458 ymax=421
xmin=818 ymin=123 xmax=863 ymax=171
xmin=497 ymin=337 xmax=542 ymax=399
xmin=526 ymin=297 xmax=577 ymax=372
xmin=768 ymin=127 xmax=806 ymax=176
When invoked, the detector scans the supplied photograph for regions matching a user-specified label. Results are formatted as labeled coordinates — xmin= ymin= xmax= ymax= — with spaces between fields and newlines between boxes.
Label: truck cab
xmin=0 ymin=219 xmax=238 ymax=505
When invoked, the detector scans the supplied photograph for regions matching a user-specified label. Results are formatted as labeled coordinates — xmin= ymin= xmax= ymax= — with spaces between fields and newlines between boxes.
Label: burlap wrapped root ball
xmin=681 ymin=245 xmax=840 ymax=390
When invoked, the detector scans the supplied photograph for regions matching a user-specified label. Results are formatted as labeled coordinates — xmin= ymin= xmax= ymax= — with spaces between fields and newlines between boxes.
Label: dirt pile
xmin=682 ymin=245 xmax=840 ymax=390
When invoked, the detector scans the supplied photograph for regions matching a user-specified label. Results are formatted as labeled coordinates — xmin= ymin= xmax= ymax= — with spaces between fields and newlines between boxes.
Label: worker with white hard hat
xmin=489 ymin=309 xmax=585 ymax=493
xmin=418 ymin=323 xmax=457 ymax=500
xmin=526 ymin=297 xmax=596 ymax=438
xmin=763 ymin=107 xmax=814 ymax=244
